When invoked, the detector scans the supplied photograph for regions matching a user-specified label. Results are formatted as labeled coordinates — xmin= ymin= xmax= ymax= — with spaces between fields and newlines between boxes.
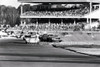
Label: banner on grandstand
xmin=84 ymin=8 xmax=100 ymax=19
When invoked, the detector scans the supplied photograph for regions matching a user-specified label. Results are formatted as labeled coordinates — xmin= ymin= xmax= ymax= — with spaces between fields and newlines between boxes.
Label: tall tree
xmin=0 ymin=5 xmax=20 ymax=27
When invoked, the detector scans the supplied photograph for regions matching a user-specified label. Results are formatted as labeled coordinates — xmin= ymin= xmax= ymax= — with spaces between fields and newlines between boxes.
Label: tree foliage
xmin=0 ymin=5 xmax=20 ymax=27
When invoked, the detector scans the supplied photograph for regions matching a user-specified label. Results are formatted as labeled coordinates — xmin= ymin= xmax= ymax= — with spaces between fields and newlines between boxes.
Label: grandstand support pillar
xmin=21 ymin=3 xmax=23 ymax=15
xmin=36 ymin=19 xmax=38 ymax=30
xmin=90 ymin=2 xmax=92 ymax=14
xmin=48 ymin=18 xmax=51 ymax=31
xmin=87 ymin=18 xmax=89 ymax=23
xmin=20 ymin=19 xmax=23 ymax=26
xmin=90 ymin=2 xmax=92 ymax=29
xmin=49 ymin=18 xmax=51 ymax=26
xmin=61 ymin=19 xmax=63 ymax=25
xmin=90 ymin=18 xmax=92 ymax=29
xmin=74 ymin=20 xmax=76 ymax=25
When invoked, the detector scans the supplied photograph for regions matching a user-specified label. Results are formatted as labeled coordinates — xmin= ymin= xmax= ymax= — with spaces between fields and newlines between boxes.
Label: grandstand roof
xmin=18 ymin=0 xmax=100 ymax=3
xmin=20 ymin=15 xmax=83 ymax=18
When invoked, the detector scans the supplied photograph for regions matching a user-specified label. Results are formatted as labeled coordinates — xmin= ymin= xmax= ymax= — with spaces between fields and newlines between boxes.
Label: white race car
xmin=23 ymin=31 xmax=40 ymax=44
xmin=0 ymin=31 xmax=16 ymax=39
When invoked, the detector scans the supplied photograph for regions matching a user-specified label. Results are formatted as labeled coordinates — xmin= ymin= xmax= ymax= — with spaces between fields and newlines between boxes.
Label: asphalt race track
xmin=0 ymin=38 xmax=100 ymax=67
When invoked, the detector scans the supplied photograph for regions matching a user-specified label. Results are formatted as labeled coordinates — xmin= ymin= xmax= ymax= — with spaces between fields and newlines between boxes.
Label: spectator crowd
xmin=22 ymin=7 xmax=89 ymax=17
xmin=15 ymin=22 xmax=88 ymax=31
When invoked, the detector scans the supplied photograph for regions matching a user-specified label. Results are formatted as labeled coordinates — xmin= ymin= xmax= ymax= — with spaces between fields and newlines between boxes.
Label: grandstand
xmin=18 ymin=0 xmax=100 ymax=3
xmin=18 ymin=0 xmax=100 ymax=31
xmin=18 ymin=0 xmax=100 ymax=43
